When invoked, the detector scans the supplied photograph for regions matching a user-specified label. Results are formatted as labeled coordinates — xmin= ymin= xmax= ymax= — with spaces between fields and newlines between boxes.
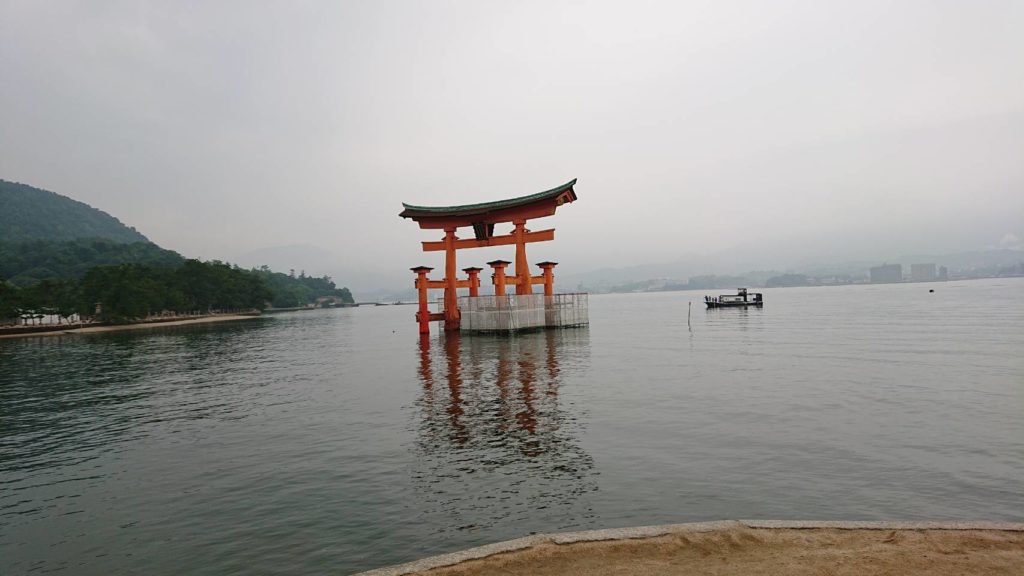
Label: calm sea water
xmin=2 ymin=278 xmax=1022 ymax=574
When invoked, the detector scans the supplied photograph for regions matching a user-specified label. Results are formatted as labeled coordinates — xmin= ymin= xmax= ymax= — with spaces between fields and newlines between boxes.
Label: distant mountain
xmin=0 ymin=179 xmax=149 ymax=244
xmin=232 ymin=244 xmax=410 ymax=300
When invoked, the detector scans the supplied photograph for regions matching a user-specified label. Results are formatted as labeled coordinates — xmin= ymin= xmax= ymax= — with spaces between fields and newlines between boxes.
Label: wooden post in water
xmin=411 ymin=266 xmax=434 ymax=335
xmin=442 ymin=228 xmax=460 ymax=331
xmin=537 ymin=261 xmax=558 ymax=327
xmin=488 ymin=259 xmax=511 ymax=331
xmin=462 ymin=267 xmax=482 ymax=297
xmin=512 ymin=220 xmax=532 ymax=295
xmin=488 ymin=260 xmax=511 ymax=297
xmin=536 ymin=261 xmax=558 ymax=297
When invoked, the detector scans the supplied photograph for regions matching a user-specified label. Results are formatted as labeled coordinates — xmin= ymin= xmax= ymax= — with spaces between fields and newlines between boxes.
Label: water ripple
xmin=1 ymin=281 xmax=1022 ymax=574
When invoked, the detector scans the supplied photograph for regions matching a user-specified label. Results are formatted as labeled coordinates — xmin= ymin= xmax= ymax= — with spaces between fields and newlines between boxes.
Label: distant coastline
xmin=0 ymin=313 xmax=262 ymax=340
xmin=582 ymin=272 xmax=1024 ymax=296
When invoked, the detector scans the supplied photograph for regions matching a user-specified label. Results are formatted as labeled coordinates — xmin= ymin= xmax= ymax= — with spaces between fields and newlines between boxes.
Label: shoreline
xmin=0 ymin=313 xmax=263 ymax=340
xmin=356 ymin=520 xmax=1024 ymax=576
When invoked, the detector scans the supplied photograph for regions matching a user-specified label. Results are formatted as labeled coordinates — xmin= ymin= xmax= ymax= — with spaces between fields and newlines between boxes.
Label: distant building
xmin=910 ymin=263 xmax=937 ymax=282
xmin=938 ymin=266 xmax=949 ymax=281
xmin=870 ymin=263 xmax=902 ymax=283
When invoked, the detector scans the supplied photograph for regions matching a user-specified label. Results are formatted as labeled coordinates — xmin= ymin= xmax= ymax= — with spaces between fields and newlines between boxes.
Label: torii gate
xmin=400 ymin=179 xmax=578 ymax=333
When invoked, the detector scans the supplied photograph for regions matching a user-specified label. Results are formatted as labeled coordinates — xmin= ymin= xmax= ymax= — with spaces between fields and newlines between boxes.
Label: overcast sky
xmin=2 ymin=1 xmax=1022 ymax=284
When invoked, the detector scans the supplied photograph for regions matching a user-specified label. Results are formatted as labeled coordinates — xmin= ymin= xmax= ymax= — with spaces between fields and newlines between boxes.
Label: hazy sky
xmin=2 ymin=1 xmax=1022 ymax=282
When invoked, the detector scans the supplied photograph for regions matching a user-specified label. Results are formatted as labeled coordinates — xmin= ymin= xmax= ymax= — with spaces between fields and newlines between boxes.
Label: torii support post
xmin=536 ymin=261 xmax=558 ymax=327
xmin=442 ymin=228 xmax=460 ymax=331
xmin=513 ymin=220 xmax=531 ymax=295
xmin=536 ymin=261 xmax=557 ymax=296
xmin=488 ymin=260 xmax=511 ymax=297
xmin=412 ymin=265 xmax=481 ymax=334
xmin=411 ymin=266 xmax=434 ymax=334
xmin=462 ymin=267 xmax=483 ymax=297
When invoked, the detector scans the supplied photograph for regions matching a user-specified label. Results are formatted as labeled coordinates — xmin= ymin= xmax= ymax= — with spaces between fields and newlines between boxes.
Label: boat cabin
xmin=704 ymin=288 xmax=763 ymax=308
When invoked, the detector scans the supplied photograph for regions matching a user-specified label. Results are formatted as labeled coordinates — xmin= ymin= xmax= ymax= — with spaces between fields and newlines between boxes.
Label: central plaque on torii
xmin=400 ymin=179 xmax=580 ymax=333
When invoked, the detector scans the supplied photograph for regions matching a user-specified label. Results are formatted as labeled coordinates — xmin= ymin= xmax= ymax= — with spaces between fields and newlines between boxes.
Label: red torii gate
xmin=400 ymin=179 xmax=578 ymax=333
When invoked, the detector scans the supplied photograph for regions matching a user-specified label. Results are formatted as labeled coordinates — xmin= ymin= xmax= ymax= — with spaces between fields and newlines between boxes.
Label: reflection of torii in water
xmin=415 ymin=331 xmax=579 ymax=457
xmin=410 ymin=330 xmax=598 ymax=533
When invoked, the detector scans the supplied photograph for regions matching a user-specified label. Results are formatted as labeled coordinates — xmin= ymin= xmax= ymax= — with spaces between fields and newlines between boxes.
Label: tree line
xmin=1 ymin=260 xmax=354 ymax=325
xmin=249 ymin=266 xmax=354 ymax=309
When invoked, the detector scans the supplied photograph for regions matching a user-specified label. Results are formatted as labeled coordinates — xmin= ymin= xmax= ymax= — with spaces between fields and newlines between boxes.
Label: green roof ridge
xmin=401 ymin=179 xmax=576 ymax=214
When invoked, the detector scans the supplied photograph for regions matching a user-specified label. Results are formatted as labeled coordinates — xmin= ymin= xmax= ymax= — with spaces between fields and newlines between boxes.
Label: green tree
xmin=0 ymin=277 xmax=21 ymax=322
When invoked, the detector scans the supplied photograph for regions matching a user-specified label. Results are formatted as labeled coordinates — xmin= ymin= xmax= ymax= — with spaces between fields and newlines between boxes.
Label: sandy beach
xmin=363 ymin=522 xmax=1024 ymax=576
xmin=0 ymin=314 xmax=262 ymax=339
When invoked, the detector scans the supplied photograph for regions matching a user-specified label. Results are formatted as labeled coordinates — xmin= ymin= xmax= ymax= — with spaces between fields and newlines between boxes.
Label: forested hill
xmin=0 ymin=179 xmax=357 ymax=313
xmin=0 ymin=179 xmax=149 ymax=244
xmin=0 ymin=239 xmax=184 ymax=287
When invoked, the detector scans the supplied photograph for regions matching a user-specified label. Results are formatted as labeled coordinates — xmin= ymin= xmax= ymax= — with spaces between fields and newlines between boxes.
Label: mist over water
xmin=2 ymin=278 xmax=1022 ymax=574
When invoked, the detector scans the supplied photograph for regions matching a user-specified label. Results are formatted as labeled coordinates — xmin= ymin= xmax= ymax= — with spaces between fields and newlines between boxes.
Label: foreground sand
xmin=363 ymin=522 xmax=1024 ymax=576
xmin=0 ymin=314 xmax=261 ymax=339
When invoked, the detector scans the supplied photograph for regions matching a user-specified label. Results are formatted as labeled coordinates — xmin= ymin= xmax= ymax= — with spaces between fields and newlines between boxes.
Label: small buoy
xmin=929 ymin=289 xmax=934 ymax=293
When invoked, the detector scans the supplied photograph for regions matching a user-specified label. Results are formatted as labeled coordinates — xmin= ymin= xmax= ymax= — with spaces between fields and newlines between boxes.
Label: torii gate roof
xmin=399 ymin=179 xmax=577 ymax=230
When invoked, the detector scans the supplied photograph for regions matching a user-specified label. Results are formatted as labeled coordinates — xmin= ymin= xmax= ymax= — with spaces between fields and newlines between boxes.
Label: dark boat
xmin=704 ymin=288 xmax=763 ymax=308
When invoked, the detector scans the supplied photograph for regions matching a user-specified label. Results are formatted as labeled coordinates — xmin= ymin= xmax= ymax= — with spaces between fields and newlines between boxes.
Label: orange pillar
xmin=442 ymin=228 xmax=460 ymax=331
xmin=462 ymin=267 xmax=482 ymax=297
xmin=512 ymin=220 xmax=532 ymax=295
xmin=536 ymin=261 xmax=557 ymax=296
xmin=411 ymin=266 xmax=433 ymax=334
xmin=488 ymin=260 xmax=510 ymax=297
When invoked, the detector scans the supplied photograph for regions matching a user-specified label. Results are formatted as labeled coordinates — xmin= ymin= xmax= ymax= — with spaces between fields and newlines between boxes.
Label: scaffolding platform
xmin=455 ymin=293 xmax=589 ymax=333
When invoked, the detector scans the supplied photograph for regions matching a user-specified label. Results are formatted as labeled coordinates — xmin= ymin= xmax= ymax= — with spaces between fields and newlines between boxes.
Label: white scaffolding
xmin=454 ymin=293 xmax=589 ymax=333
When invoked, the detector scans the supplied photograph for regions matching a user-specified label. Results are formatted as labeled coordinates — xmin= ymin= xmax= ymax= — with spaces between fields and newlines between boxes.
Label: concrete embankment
xmin=356 ymin=520 xmax=1024 ymax=576
xmin=0 ymin=313 xmax=262 ymax=339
